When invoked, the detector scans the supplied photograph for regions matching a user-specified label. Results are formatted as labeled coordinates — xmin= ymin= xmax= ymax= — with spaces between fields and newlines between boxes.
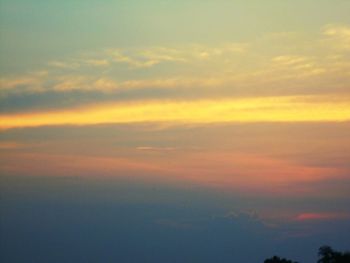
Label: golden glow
xmin=1 ymin=95 xmax=349 ymax=129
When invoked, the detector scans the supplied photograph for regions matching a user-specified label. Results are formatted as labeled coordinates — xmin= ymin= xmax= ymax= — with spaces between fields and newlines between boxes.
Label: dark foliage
xmin=264 ymin=246 xmax=350 ymax=263
xmin=264 ymin=255 xmax=298 ymax=263
xmin=318 ymin=246 xmax=350 ymax=263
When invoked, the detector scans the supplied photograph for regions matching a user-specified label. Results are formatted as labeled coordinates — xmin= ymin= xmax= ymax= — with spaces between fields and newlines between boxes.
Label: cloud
xmin=295 ymin=212 xmax=350 ymax=221
xmin=0 ymin=95 xmax=349 ymax=130
xmin=1 ymin=25 xmax=350 ymax=114
xmin=0 ymin=141 xmax=25 ymax=149
xmin=52 ymin=75 xmax=92 ymax=92
xmin=1 ymin=122 xmax=349 ymax=196
xmin=49 ymin=60 xmax=81 ymax=70
xmin=109 ymin=43 xmax=247 ymax=69
xmin=0 ymin=71 xmax=48 ymax=95
xmin=83 ymin=59 xmax=110 ymax=67
xmin=112 ymin=49 xmax=160 ymax=68
xmin=0 ymin=152 xmax=163 ymax=178
xmin=49 ymin=58 xmax=109 ymax=69
xmin=136 ymin=146 xmax=177 ymax=152
xmin=323 ymin=24 xmax=350 ymax=51
xmin=272 ymin=55 xmax=311 ymax=66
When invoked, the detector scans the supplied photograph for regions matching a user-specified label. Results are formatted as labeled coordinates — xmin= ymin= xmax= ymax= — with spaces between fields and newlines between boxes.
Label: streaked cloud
xmin=296 ymin=212 xmax=350 ymax=221
xmin=1 ymin=25 xmax=349 ymax=116
xmin=136 ymin=146 xmax=178 ymax=152
xmin=1 ymin=95 xmax=349 ymax=130
xmin=0 ymin=141 xmax=24 ymax=149
xmin=48 ymin=60 xmax=81 ymax=70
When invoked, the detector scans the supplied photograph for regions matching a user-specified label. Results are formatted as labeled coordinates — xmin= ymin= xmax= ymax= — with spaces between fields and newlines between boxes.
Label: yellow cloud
xmin=0 ymin=71 xmax=48 ymax=94
xmin=1 ymin=95 xmax=349 ymax=130
xmin=323 ymin=24 xmax=350 ymax=51
xmin=2 ymin=25 xmax=350 ymax=98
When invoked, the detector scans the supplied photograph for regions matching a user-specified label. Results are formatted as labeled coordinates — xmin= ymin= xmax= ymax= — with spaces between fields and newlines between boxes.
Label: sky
xmin=1 ymin=1 xmax=350 ymax=262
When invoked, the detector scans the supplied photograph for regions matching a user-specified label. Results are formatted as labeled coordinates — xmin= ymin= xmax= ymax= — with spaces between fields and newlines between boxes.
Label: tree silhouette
xmin=263 ymin=246 xmax=350 ymax=263
xmin=264 ymin=255 xmax=298 ymax=263
xmin=318 ymin=246 xmax=350 ymax=263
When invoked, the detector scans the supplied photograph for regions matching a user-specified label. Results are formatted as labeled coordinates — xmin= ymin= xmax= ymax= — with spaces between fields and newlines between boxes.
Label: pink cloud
xmin=295 ymin=212 xmax=350 ymax=221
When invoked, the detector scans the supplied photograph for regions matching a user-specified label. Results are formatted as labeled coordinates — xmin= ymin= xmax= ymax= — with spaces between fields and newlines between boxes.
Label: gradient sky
xmin=1 ymin=1 xmax=350 ymax=262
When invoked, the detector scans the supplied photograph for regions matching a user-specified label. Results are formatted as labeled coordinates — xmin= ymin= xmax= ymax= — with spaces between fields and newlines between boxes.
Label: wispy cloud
xmin=323 ymin=24 xmax=350 ymax=51
xmin=136 ymin=146 xmax=177 ymax=152
xmin=0 ymin=141 xmax=25 ymax=149
xmin=0 ymin=71 xmax=48 ymax=95
xmin=1 ymin=25 xmax=349 ymax=115
xmin=295 ymin=212 xmax=350 ymax=221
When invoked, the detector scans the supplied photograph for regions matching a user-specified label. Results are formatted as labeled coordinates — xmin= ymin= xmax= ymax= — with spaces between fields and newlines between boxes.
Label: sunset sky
xmin=1 ymin=1 xmax=350 ymax=262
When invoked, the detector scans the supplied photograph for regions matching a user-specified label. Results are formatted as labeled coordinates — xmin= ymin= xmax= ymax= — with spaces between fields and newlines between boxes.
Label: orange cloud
xmin=0 ymin=141 xmax=25 ymax=149
xmin=2 ymin=148 xmax=346 ymax=197
xmin=158 ymin=151 xmax=347 ymax=195
xmin=0 ymin=152 xmax=164 ymax=179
